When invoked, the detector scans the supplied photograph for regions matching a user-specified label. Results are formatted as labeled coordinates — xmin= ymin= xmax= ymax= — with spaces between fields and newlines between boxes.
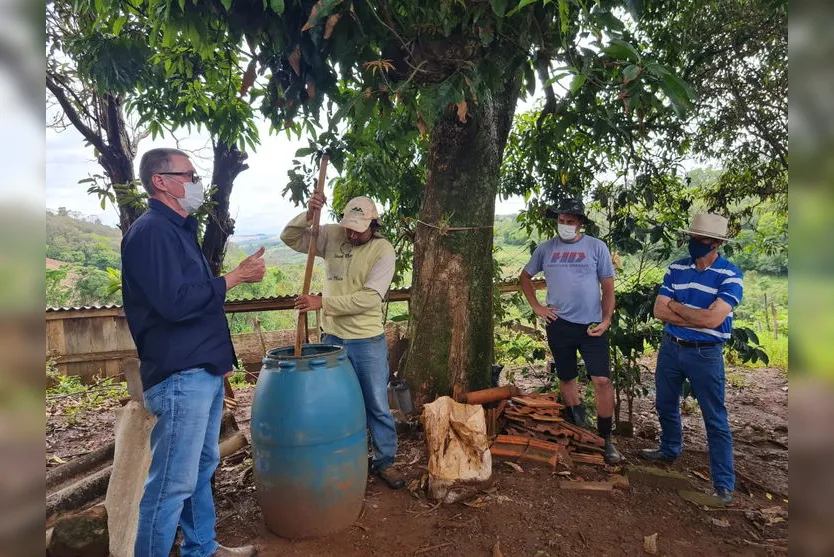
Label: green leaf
xmin=269 ymin=0 xmax=285 ymax=15
xmin=112 ymin=16 xmax=127 ymax=35
xmin=662 ymin=72 xmax=697 ymax=103
xmin=569 ymin=73 xmax=587 ymax=94
xmin=603 ymin=39 xmax=640 ymax=63
xmin=593 ymin=10 xmax=624 ymax=32
xmin=221 ymin=0 xmax=233 ymax=11
xmin=478 ymin=24 xmax=495 ymax=46
xmin=558 ymin=0 xmax=570 ymax=33
xmin=302 ymin=0 xmax=340 ymax=31
xmin=623 ymin=64 xmax=641 ymax=83
xmin=645 ymin=62 xmax=670 ymax=78
xmin=490 ymin=0 xmax=508 ymax=17
xmin=757 ymin=349 xmax=770 ymax=366
xmin=747 ymin=329 xmax=760 ymax=345
xmin=507 ymin=0 xmax=539 ymax=17
xmin=659 ymin=73 xmax=696 ymax=115
xmin=390 ymin=314 xmax=410 ymax=322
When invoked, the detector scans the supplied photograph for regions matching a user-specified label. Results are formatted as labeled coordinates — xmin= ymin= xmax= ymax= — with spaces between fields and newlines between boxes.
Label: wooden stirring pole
xmin=294 ymin=153 xmax=330 ymax=356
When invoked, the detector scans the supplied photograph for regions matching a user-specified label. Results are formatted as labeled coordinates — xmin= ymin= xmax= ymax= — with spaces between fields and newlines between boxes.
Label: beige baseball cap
xmin=338 ymin=196 xmax=379 ymax=232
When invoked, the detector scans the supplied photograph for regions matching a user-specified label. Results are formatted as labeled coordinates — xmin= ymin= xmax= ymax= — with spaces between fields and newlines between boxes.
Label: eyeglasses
xmin=157 ymin=171 xmax=201 ymax=183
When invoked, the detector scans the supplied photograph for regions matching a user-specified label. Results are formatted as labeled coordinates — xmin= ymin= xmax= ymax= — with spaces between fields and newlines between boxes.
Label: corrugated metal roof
xmin=45 ymin=290 xmax=405 ymax=313
xmin=46 ymin=303 xmax=124 ymax=313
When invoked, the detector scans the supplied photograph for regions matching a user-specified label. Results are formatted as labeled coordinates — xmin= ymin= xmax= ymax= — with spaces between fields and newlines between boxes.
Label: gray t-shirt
xmin=523 ymin=235 xmax=615 ymax=324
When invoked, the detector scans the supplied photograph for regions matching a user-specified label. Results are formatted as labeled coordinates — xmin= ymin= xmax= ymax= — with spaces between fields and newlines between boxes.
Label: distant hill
xmin=46 ymin=210 xmax=122 ymax=272
xmin=228 ymin=233 xmax=309 ymax=266
xmin=45 ymin=210 xmax=540 ymax=276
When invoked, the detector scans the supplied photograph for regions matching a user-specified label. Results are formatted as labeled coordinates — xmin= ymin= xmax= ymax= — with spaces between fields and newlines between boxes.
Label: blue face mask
xmin=688 ymin=237 xmax=715 ymax=260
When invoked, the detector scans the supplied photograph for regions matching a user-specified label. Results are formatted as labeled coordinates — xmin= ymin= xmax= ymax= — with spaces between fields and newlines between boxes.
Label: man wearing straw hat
xmin=281 ymin=193 xmax=405 ymax=490
xmin=640 ymin=213 xmax=744 ymax=505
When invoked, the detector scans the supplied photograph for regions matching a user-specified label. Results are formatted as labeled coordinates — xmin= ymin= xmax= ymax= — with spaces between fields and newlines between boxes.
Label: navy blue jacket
xmin=121 ymin=199 xmax=234 ymax=390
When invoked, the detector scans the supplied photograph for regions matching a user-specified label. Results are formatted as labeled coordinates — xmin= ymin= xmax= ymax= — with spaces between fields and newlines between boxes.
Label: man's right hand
xmin=306 ymin=192 xmax=327 ymax=220
xmin=225 ymin=247 xmax=266 ymax=289
xmin=533 ymin=303 xmax=559 ymax=323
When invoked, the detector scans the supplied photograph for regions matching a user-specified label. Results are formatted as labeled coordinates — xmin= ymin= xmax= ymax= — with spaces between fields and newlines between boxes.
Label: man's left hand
xmin=587 ymin=319 xmax=611 ymax=336
xmin=295 ymin=294 xmax=323 ymax=313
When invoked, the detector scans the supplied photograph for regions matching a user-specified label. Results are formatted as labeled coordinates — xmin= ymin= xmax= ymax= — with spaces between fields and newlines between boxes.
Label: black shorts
xmin=545 ymin=318 xmax=610 ymax=382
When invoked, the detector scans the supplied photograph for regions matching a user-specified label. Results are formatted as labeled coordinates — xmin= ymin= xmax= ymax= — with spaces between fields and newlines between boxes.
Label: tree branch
xmin=46 ymin=73 xmax=108 ymax=155
xmin=534 ymin=50 xmax=562 ymax=130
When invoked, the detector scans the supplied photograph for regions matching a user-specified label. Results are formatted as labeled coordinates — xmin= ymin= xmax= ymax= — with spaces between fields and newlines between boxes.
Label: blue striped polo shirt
xmin=658 ymin=255 xmax=744 ymax=343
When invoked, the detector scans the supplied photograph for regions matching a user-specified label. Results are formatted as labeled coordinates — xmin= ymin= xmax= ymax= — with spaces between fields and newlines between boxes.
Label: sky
xmin=45 ymin=99 xmax=537 ymax=237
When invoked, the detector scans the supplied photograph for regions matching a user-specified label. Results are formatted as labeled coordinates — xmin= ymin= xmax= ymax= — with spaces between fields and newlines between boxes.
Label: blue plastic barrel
xmin=251 ymin=344 xmax=368 ymax=538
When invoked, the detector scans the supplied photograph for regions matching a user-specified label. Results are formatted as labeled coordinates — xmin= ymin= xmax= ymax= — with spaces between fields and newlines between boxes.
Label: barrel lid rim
xmin=263 ymin=343 xmax=345 ymax=362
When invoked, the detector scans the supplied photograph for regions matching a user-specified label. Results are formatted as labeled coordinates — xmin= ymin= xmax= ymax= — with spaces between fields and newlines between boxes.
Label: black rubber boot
xmin=637 ymin=448 xmax=677 ymax=463
xmin=567 ymin=405 xmax=589 ymax=429
xmin=603 ymin=436 xmax=622 ymax=465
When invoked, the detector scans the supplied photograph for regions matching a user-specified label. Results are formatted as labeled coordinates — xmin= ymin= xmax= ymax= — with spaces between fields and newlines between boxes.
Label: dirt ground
xmin=46 ymin=361 xmax=789 ymax=556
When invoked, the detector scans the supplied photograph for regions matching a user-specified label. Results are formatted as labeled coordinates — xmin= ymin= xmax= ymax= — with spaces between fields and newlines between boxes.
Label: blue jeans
xmin=322 ymin=333 xmax=398 ymax=470
xmin=655 ymin=335 xmax=735 ymax=491
xmin=135 ymin=368 xmax=225 ymax=557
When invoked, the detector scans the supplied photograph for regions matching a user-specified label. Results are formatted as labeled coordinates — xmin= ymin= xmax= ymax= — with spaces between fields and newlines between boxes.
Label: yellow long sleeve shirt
xmin=280 ymin=212 xmax=396 ymax=339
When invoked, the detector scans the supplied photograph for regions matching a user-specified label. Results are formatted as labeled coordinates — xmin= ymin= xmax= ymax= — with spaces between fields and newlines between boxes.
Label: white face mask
xmin=558 ymin=223 xmax=579 ymax=241
xmin=167 ymin=179 xmax=204 ymax=214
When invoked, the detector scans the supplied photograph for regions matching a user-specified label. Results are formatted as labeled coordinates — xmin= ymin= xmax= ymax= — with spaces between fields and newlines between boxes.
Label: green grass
xmin=46 ymin=366 xmax=128 ymax=425
xmin=726 ymin=371 xmax=750 ymax=389
xmin=744 ymin=329 xmax=788 ymax=369
xmin=228 ymin=370 xmax=255 ymax=388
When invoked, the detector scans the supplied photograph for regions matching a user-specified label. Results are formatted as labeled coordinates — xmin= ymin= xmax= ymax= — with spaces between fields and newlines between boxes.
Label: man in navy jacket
xmin=122 ymin=147 xmax=264 ymax=557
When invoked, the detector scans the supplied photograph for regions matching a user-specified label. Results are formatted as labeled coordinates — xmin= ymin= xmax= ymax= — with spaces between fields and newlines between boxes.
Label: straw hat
xmin=679 ymin=213 xmax=733 ymax=241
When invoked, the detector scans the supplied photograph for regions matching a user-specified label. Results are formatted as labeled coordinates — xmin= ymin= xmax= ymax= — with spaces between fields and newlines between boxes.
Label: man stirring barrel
xmin=281 ymin=193 xmax=405 ymax=489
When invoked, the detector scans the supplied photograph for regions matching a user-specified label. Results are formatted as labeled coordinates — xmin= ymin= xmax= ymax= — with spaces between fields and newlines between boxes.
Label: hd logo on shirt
xmin=550 ymin=251 xmax=587 ymax=264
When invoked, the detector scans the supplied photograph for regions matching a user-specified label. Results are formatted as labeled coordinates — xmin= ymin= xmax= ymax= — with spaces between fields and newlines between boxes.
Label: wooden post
xmin=295 ymin=154 xmax=329 ymax=356
xmin=763 ymin=293 xmax=771 ymax=331
xmin=772 ymin=302 xmax=778 ymax=339
xmin=253 ymin=316 xmax=267 ymax=359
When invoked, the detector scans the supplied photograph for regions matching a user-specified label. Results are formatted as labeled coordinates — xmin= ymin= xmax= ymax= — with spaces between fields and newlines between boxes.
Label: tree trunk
xmin=98 ymin=93 xmax=145 ymax=233
xmin=202 ymin=141 xmax=249 ymax=277
xmin=46 ymin=75 xmax=146 ymax=234
xmin=403 ymin=80 xmax=520 ymax=408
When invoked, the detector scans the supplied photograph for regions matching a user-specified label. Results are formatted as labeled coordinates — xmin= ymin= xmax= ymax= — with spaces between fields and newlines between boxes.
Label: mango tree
xmin=106 ymin=0 xmax=702 ymax=405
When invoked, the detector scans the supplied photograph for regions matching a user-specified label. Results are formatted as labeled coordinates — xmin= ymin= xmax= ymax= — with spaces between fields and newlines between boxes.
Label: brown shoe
xmin=212 ymin=544 xmax=257 ymax=557
xmin=375 ymin=466 xmax=405 ymax=489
